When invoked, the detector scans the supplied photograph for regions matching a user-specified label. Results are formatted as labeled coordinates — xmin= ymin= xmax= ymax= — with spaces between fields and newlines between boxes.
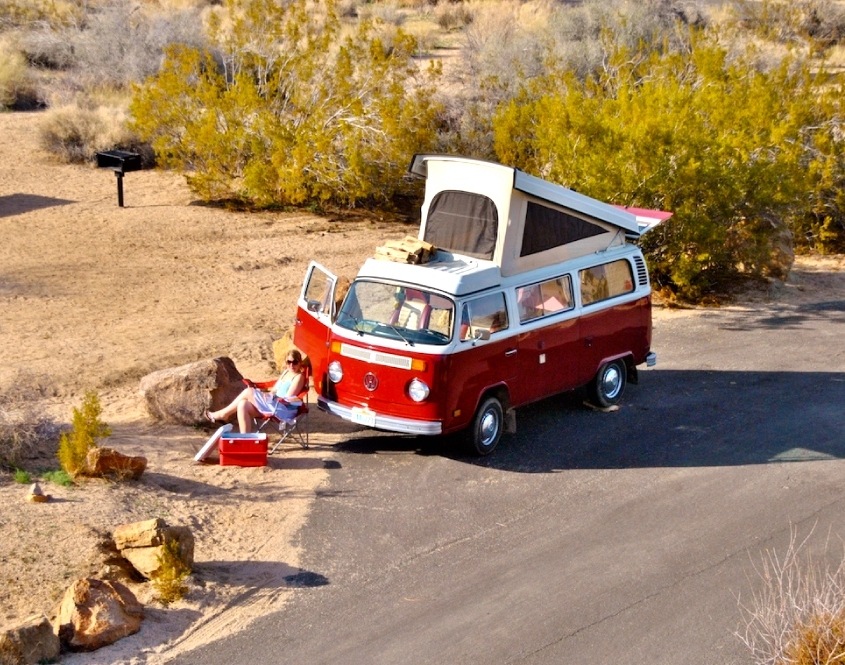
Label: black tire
xmin=468 ymin=396 xmax=504 ymax=456
xmin=587 ymin=359 xmax=627 ymax=408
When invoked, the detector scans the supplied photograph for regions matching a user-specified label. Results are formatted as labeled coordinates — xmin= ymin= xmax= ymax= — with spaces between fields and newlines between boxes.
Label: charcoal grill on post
xmin=96 ymin=150 xmax=141 ymax=207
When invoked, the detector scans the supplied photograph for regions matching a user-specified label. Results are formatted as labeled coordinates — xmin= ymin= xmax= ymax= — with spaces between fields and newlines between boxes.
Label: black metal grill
xmin=96 ymin=150 xmax=141 ymax=207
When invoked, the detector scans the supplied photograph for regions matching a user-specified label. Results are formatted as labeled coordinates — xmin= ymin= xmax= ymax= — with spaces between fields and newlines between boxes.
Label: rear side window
xmin=516 ymin=275 xmax=573 ymax=323
xmin=459 ymin=292 xmax=509 ymax=340
xmin=579 ymin=259 xmax=634 ymax=306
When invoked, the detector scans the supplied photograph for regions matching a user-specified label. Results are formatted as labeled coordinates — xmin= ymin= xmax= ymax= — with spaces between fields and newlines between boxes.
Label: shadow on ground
xmin=335 ymin=369 xmax=845 ymax=473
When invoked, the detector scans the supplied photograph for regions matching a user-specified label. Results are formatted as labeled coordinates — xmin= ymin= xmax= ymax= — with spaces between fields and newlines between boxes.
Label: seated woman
xmin=206 ymin=350 xmax=306 ymax=433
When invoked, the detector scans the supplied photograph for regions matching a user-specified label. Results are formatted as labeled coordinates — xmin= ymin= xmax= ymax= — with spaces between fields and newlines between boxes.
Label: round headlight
xmin=328 ymin=361 xmax=343 ymax=383
xmin=407 ymin=378 xmax=430 ymax=402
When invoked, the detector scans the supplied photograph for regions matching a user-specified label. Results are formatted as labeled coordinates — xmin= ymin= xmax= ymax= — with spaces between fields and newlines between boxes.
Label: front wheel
xmin=587 ymin=359 xmax=627 ymax=408
xmin=468 ymin=396 xmax=504 ymax=456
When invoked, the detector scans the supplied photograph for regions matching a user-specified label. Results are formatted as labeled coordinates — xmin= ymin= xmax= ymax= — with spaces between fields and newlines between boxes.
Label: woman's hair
xmin=287 ymin=349 xmax=303 ymax=364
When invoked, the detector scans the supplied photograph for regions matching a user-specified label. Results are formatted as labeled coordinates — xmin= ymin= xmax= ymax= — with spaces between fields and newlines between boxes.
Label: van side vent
xmin=634 ymin=256 xmax=649 ymax=286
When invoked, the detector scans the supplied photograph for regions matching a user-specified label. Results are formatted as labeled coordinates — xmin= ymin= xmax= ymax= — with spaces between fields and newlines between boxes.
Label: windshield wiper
xmin=385 ymin=323 xmax=414 ymax=346
xmin=339 ymin=313 xmax=364 ymax=335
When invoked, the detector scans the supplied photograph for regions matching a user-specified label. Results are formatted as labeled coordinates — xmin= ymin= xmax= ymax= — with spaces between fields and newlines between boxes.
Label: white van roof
xmin=408 ymin=155 xmax=645 ymax=278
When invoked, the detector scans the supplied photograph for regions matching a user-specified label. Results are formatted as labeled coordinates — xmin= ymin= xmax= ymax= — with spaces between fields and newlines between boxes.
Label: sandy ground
xmin=0 ymin=110 xmax=407 ymax=664
xmin=0 ymin=109 xmax=843 ymax=663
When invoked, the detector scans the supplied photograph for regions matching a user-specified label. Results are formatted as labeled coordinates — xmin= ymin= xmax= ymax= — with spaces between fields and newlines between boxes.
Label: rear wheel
xmin=587 ymin=359 xmax=627 ymax=408
xmin=468 ymin=396 xmax=504 ymax=456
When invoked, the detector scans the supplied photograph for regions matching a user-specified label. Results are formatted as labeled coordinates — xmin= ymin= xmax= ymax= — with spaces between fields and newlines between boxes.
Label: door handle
xmin=505 ymin=348 xmax=517 ymax=357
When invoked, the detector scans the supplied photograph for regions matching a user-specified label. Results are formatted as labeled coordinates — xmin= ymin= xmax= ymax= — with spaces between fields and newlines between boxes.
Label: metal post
xmin=115 ymin=171 xmax=125 ymax=207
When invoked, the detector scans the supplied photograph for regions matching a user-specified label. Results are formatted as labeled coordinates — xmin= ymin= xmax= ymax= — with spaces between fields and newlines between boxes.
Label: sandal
xmin=205 ymin=410 xmax=216 ymax=424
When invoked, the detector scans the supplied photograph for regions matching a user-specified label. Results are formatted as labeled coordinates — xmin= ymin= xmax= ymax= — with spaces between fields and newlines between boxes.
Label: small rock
xmin=26 ymin=483 xmax=49 ymax=503
xmin=113 ymin=519 xmax=194 ymax=579
xmin=83 ymin=447 xmax=147 ymax=480
xmin=54 ymin=578 xmax=143 ymax=652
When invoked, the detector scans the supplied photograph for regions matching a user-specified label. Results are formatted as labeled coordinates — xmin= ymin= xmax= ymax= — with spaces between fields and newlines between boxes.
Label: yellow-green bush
xmin=492 ymin=29 xmax=845 ymax=300
xmin=153 ymin=539 xmax=190 ymax=606
xmin=57 ymin=390 xmax=111 ymax=477
xmin=130 ymin=0 xmax=442 ymax=208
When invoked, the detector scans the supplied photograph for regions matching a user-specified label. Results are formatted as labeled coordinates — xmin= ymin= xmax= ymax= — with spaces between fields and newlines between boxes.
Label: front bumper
xmin=317 ymin=397 xmax=442 ymax=436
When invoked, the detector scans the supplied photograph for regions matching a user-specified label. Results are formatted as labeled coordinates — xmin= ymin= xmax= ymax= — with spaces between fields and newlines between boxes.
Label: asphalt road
xmin=172 ymin=293 xmax=845 ymax=665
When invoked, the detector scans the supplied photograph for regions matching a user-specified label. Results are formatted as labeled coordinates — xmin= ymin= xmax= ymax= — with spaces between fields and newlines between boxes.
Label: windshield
xmin=336 ymin=281 xmax=455 ymax=346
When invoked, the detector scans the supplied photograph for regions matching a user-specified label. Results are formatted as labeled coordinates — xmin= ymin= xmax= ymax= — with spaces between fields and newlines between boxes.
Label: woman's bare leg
xmin=237 ymin=400 xmax=263 ymax=433
xmin=208 ymin=387 xmax=254 ymax=422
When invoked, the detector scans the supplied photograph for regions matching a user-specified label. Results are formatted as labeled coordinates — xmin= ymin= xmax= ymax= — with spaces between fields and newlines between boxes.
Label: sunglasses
xmin=286 ymin=359 xmax=299 ymax=365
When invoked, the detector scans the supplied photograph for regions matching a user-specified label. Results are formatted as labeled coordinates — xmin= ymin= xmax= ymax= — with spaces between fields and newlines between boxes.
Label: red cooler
xmin=219 ymin=433 xmax=268 ymax=467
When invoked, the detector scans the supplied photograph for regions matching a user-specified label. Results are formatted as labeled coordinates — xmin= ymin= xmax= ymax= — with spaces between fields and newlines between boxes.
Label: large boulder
xmin=113 ymin=519 xmax=194 ymax=580
xmin=83 ymin=447 xmax=147 ymax=480
xmin=0 ymin=614 xmax=60 ymax=665
xmin=139 ymin=357 xmax=244 ymax=426
xmin=54 ymin=579 xmax=143 ymax=652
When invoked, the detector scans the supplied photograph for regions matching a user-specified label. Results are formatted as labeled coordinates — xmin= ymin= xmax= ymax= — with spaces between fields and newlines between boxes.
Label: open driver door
xmin=294 ymin=261 xmax=337 ymax=398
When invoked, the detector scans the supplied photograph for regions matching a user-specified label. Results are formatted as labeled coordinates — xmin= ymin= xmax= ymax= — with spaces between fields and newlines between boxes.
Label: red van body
xmin=294 ymin=156 xmax=664 ymax=454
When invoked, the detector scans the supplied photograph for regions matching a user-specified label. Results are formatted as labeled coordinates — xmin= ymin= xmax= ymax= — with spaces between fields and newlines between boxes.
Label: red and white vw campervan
xmin=294 ymin=155 xmax=667 ymax=454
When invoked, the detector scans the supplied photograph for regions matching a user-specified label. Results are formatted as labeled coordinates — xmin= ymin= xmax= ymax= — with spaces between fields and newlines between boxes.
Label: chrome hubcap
xmin=602 ymin=366 xmax=622 ymax=399
xmin=479 ymin=409 xmax=499 ymax=446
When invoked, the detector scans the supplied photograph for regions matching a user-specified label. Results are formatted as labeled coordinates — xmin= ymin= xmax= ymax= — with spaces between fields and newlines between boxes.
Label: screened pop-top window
xmin=521 ymin=202 xmax=606 ymax=257
xmin=423 ymin=191 xmax=498 ymax=260
xmin=579 ymin=259 xmax=634 ymax=306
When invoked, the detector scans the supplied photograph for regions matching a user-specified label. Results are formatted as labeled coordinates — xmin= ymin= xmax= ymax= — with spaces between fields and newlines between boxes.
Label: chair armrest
xmin=244 ymin=378 xmax=276 ymax=390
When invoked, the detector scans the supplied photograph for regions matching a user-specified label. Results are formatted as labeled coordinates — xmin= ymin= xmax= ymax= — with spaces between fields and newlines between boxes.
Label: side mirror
xmin=307 ymin=300 xmax=322 ymax=313
xmin=474 ymin=328 xmax=491 ymax=341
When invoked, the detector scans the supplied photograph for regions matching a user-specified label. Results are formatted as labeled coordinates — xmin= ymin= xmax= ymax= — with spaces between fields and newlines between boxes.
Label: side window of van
xmin=579 ymin=259 xmax=634 ymax=306
xmin=516 ymin=276 xmax=573 ymax=323
xmin=460 ymin=292 xmax=509 ymax=340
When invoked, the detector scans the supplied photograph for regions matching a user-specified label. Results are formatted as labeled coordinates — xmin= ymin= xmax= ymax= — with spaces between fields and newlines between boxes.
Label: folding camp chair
xmin=246 ymin=366 xmax=311 ymax=453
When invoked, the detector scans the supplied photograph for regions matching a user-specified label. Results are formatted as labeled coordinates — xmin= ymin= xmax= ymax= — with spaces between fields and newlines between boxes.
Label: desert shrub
xmin=57 ymin=390 xmax=111 ymax=478
xmin=64 ymin=0 xmax=208 ymax=89
xmin=130 ymin=0 xmax=442 ymax=207
xmin=152 ymin=539 xmax=190 ymax=605
xmin=0 ymin=389 xmax=61 ymax=471
xmin=738 ymin=529 xmax=845 ymax=664
xmin=42 ymin=469 xmax=73 ymax=486
xmin=434 ymin=1 xmax=473 ymax=31
xmin=357 ymin=1 xmax=406 ymax=27
xmin=0 ymin=40 xmax=39 ymax=109
xmin=444 ymin=0 xmax=708 ymax=158
xmin=492 ymin=29 xmax=845 ymax=300
xmin=39 ymin=103 xmax=149 ymax=164
xmin=728 ymin=0 xmax=845 ymax=52
xmin=13 ymin=469 xmax=31 ymax=484
xmin=18 ymin=27 xmax=78 ymax=71
xmin=0 ymin=0 xmax=86 ymax=30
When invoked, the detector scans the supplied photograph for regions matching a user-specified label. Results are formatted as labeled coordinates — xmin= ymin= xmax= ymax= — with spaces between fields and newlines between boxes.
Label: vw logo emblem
xmin=363 ymin=372 xmax=378 ymax=391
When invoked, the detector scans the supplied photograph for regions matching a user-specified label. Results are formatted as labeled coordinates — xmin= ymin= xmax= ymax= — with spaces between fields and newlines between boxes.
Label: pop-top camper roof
xmin=408 ymin=155 xmax=657 ymax=279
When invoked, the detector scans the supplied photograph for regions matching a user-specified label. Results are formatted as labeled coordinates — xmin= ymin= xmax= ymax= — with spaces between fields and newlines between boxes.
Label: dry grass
xmin=0 ymin=379 xmax=62 ymax=471
xmin=38 ymin=102 xmax=145 ymax=164
xmin=0 ymin=38 xmax=39 ymax=109
xmin=738 ymin=527 xmax=845 ymax=665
